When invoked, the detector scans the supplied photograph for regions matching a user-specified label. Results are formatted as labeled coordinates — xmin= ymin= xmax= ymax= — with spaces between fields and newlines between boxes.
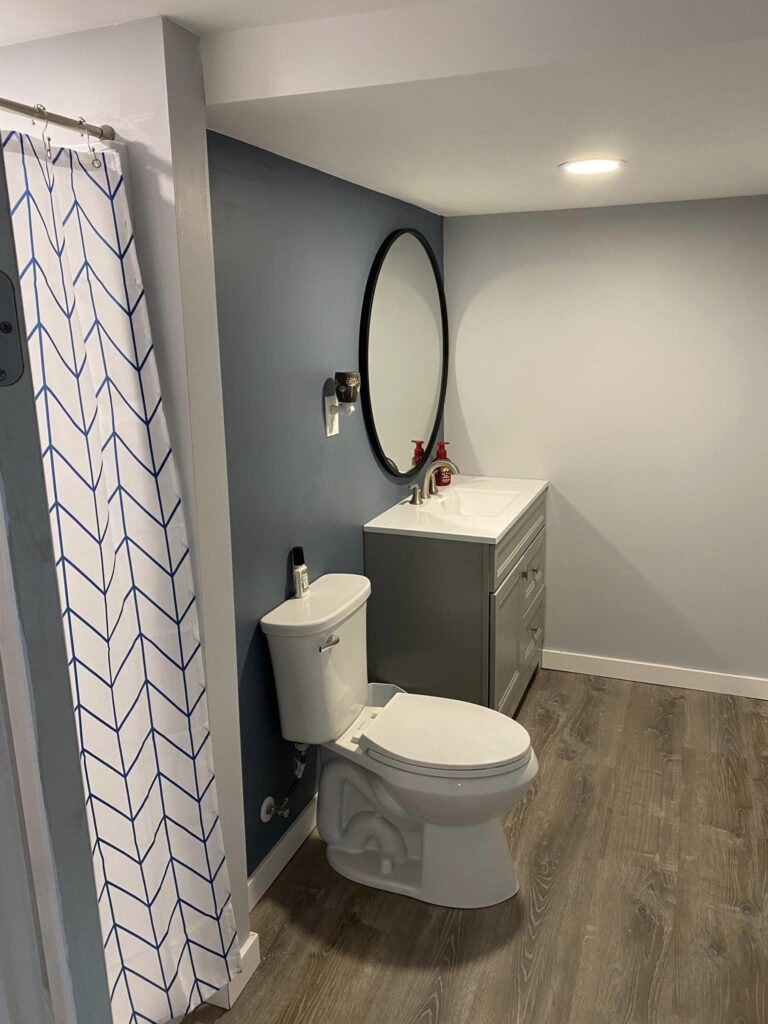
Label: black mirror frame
xmin=359 ymin=228 xmax=449 ymax=480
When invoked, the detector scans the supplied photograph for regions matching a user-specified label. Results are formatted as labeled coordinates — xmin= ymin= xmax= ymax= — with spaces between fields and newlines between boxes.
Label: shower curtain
xmin=1 ymin=132 xmax=239 ymax=1024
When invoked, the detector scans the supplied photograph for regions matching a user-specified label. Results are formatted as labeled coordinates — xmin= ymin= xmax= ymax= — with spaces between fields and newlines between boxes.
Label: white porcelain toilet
xmin=261 ymin=573 xmax=538 ymax=908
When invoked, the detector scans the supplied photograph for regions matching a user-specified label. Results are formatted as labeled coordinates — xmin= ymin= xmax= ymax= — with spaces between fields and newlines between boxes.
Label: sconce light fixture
xmin=325 ymin=371 xmax=361 ymax=437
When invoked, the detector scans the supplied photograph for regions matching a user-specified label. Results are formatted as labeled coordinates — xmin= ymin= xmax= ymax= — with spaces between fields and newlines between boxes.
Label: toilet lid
xmin=358 ymin=693 xmax=532 ymax=776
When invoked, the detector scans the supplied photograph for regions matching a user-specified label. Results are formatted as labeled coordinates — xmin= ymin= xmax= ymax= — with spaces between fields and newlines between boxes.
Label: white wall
xmin=0 ymin=11 xmax=250 ymax=959
xmin=159 ymin=19 xmax=251 ymax=949
xmin=1 ymin=19 xmax=189 ymax=482
xmin=445 ymin=196 xmax=768 ymax=684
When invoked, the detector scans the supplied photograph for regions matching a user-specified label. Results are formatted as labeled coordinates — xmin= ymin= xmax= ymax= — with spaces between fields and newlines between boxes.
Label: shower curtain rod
xmin=0 ymin=96 xmax=115 ymax=141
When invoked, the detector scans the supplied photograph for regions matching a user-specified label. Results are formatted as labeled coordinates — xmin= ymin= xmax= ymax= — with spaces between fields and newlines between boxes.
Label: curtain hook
xmin=79 ymin=117 xmax=103 ymax=170
xmin=35 ymin=103 xmax=52 ymax=161
xmin=78 ymin=117 xmax=103 ymax=170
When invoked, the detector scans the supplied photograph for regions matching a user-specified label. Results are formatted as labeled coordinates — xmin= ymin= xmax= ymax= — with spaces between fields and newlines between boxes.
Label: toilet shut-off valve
xmin=260 ymin=742 xmax=310 ymax=822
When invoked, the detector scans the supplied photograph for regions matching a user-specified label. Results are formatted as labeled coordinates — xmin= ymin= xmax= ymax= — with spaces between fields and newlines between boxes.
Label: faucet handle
xmin=408 ymin=483 xmax=423 ymax=506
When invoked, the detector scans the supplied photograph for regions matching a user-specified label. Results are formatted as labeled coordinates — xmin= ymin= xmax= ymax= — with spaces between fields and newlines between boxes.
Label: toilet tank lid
xmin=261 ymin=574 xmax=371 ymax=637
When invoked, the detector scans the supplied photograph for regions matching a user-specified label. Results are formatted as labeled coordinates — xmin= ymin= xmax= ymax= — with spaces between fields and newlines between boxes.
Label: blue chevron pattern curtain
xmin=1 ymin=132 xmax=240 ymax=1023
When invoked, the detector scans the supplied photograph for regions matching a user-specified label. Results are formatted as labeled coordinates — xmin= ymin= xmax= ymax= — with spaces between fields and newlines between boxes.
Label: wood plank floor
xmin=187 ymin=670 xmax=768 ymax=1024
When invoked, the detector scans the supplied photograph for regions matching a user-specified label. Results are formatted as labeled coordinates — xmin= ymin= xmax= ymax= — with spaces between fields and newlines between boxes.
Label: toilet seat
xmin=357 ymin=692 xmax=532 ymax=779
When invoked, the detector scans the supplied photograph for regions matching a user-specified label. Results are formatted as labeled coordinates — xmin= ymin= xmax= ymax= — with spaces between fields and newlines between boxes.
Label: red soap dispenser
xmin=434 ymin=441 xmax=452 ymax=486
xmin=411 ymin=440 xmax=425 ymax=467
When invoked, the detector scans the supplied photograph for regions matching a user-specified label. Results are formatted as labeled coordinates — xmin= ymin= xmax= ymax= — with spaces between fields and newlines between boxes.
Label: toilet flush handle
xmin=319 ymin=634 xmax=340 ymax=653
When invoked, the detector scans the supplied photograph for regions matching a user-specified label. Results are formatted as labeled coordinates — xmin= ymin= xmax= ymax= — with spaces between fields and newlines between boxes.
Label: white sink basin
xmin=431 ymin=485 xmax=518 ymax=518
xmin=365 ymin=475 xmax=548 ymax=543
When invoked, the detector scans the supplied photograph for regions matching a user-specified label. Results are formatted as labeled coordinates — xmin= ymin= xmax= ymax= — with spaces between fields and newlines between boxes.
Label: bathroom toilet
xmin=261 ymin=573 xmax=538 ymax=908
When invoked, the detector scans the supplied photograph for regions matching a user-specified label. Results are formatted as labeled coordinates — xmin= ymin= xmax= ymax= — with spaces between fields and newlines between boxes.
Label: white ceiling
xmin=3 ymin=0 xmax=768 ymax=216
xmin=207 ymin=38 xmax=768 ymax=216
xmin=0 ymin=0 xmax=429 ymax=46
xmin=203 ymin=0 xmax=768 ymax=215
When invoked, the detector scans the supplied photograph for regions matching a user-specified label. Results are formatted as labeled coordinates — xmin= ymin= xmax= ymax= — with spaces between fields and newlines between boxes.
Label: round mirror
xmin=360 ymin=229 xmax=448 ymax=477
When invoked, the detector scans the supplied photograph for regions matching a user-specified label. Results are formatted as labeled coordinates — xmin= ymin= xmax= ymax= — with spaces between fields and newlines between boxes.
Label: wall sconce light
xmin=325 ymin=371 xmax=361 ymax=437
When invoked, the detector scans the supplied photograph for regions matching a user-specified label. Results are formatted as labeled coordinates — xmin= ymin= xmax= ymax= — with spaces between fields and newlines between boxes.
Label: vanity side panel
xmin=364 ymin=533 xmax=488 ymax=705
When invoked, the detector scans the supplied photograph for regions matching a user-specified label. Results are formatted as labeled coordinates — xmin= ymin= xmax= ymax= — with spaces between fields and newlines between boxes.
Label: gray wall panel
xmin=207 ymin=133 xmax=443 ymax=870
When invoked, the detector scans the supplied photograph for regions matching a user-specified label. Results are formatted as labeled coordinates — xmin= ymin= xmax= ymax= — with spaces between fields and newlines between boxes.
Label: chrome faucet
xmin=408 ymin=458 xmax=460 ymax=504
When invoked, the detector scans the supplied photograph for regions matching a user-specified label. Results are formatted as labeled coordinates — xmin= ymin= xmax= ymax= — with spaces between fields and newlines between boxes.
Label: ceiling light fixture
xmin=560 ymin=158 xmax=625 ymax=175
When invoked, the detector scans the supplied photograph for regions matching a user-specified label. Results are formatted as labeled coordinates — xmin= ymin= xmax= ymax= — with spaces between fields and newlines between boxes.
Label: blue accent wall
xmin=207 ymin=132 xmax=444 ymax=871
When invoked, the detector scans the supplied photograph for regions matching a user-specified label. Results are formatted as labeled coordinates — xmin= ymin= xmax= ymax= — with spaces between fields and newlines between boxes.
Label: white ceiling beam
xmin=202 ymin=0 xmax=768 ymax=106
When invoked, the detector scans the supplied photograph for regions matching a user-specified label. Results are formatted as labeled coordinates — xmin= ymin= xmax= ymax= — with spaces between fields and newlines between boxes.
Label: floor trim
xmin=205 ymin=930 xmax=261 ymax=1011
xmin=247 ymin=795 xmax=318 ymax=910
xmin=542 ymin=648 xmax=768 ymax=700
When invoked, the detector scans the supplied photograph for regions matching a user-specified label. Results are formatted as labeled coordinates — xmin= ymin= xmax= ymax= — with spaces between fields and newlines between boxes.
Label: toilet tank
xmin=260 ymin=574 xmax=371 ymax=744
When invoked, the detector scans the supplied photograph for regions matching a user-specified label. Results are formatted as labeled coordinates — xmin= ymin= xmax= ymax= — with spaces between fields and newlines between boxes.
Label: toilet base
xmin=326 ymin=818 xmax=520 ymax=908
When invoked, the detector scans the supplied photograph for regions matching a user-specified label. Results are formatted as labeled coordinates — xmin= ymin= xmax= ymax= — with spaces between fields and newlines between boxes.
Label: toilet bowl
xmin=261 ymin=573 xmax=538 ymax=908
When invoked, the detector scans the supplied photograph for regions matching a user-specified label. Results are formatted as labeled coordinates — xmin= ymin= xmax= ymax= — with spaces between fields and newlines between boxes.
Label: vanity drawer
xmin=521 ymin=528 xmax=546 ymax=615
xmin=490 ymin=494 xmax=546 ymax=591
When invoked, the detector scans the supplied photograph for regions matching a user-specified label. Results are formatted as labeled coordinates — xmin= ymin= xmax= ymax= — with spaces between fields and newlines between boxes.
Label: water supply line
xmin=260 ymin=744 xmax=309 ymax=823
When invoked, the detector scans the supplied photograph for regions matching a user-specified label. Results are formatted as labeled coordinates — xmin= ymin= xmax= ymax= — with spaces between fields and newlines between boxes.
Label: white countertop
xmin=364 ymin=476 xmax=548 ymax=544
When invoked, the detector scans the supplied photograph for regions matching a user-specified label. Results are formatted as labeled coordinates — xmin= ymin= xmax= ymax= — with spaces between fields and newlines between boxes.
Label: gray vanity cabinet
xmin=364 ymin=493 xmax=546 ymax=717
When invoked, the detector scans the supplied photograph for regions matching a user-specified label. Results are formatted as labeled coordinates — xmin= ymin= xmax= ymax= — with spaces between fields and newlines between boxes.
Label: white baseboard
xmin=542 ymin=648 xmax=768 ymax=700
xmin=247 ymin=795 xmax=318 ymax=910
xmin=206 ymin=930 xmax=261 ymax=1010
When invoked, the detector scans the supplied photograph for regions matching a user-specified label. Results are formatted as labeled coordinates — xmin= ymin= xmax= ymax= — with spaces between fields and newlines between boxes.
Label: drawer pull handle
xmin=522 ymin=567 xmax=540 ymax=581
xmin=319 ymin=634 xmax=340 ymax=653
xmin=530 ymin=626 xmax=543 ymax=641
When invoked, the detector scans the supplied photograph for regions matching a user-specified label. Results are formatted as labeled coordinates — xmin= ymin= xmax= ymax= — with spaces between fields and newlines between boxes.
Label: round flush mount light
xmin=559 ymin=158 xmax=625 ymax=175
